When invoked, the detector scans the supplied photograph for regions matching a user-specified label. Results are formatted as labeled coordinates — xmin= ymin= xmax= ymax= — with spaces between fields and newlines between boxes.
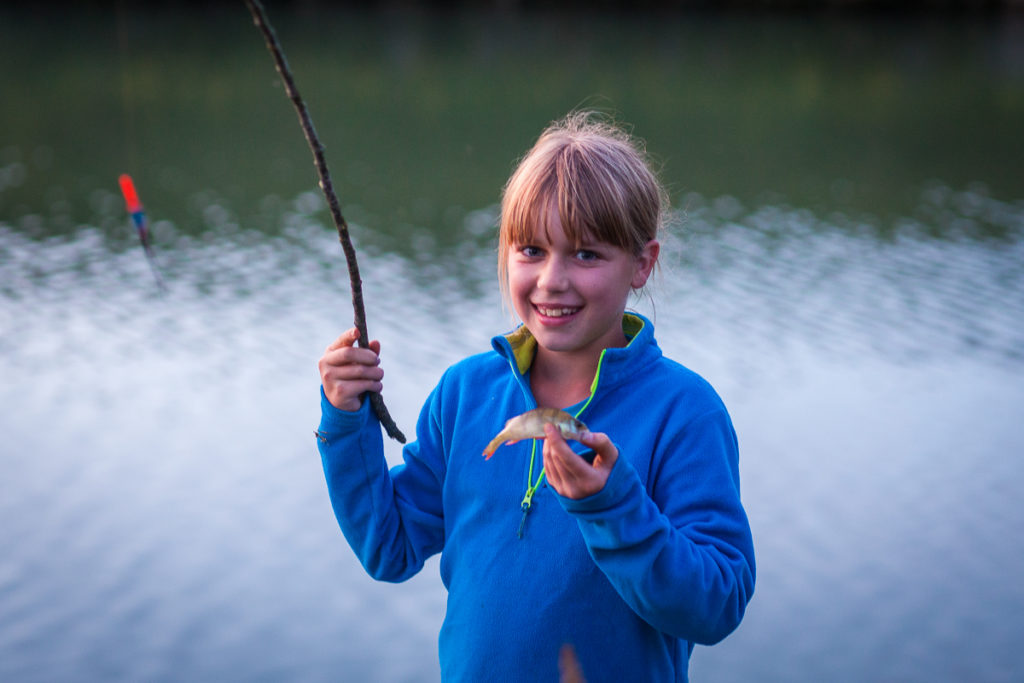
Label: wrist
xmin=320 ymin=387 xmax=370 ymax=430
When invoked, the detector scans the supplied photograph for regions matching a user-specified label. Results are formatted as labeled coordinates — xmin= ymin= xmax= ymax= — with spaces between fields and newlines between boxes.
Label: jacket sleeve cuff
xmin=318 ymin=387 xmax=373 ymax=435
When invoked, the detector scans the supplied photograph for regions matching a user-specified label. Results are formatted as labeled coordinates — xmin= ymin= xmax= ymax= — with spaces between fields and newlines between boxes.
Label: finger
xmin=544 ymin=422 xmax=567 ymax=447
xmin=543 ymin=424 xmax=612 ymax=499
xmin=579 ymin=431 xmax=618 ymax=468
xmin=324 ymin=377 xmax=383 ymax=412
xmin=326 ymin=327 xmax=360 ymax=352
xmin=325 ymin=363 xmax=384 ymax=383
xmin=542 ymin=425 xmax=587 ymax=479
xmin=321 ymin=363 xmax=385 ymax=411
xmin=321 ymin=344 xmax=381 ymax=369
xmin=339 ymin=379 xmax=385 ymax=397
xmin=350 ymin=331 xmax=381 ymax=355
xmin=545 ymin=424 xmax=593 ymax=471
xmin=543 ymin=445 xmax=590 ymax=497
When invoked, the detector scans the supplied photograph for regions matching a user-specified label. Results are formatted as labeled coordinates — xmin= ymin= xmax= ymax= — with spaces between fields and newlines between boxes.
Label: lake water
xmin=2 ymin=6 xmax=1023 ymax=682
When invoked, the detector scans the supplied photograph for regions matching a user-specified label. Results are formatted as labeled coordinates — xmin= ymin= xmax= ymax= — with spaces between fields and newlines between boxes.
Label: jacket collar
xmin=491 ymin=312 xmax=661 ymax=397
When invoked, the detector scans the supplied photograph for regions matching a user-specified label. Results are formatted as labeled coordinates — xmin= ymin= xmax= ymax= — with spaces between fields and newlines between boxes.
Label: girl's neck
xmin=529 ymin=346 xmax=602 ymax=409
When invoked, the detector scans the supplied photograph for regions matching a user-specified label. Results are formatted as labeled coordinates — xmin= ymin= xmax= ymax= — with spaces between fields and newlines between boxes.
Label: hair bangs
xmin=502 ymin=163 xmax=559 ymax=250
xmin=554 ymin=145 xmax=636 ymax=253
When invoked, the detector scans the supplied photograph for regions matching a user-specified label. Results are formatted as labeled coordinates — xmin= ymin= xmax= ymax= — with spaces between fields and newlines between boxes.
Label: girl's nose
xmin=537 ymin=255 xmax=570 ymax=292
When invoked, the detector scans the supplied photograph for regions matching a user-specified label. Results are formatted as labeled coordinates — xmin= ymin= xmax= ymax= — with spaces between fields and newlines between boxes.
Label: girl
xmin=316 ymin=112 xmax=755 ymax=682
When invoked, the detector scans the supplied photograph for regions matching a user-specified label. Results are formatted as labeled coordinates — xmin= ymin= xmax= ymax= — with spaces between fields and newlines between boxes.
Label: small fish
xmin=482 ymin=408 xmax=589 ymax=459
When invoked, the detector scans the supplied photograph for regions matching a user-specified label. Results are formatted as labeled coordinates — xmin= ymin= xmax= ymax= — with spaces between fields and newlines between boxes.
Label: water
xmin=2 ymin=6 xmax=1023 ymax=682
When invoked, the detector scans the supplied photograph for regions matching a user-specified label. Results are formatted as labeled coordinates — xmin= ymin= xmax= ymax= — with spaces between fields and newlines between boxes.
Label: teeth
xmin=537 ymin=306 xmax=578 ymax=317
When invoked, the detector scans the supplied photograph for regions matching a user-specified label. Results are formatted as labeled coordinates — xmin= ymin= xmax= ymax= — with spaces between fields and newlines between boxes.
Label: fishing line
xmin=115 ymin=1 xmax=166 ymax=292
xmin=115 ymin=0 xmax=138 ymax=175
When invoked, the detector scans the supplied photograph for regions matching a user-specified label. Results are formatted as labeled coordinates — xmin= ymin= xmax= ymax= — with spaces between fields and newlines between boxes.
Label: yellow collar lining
xmin=503 ymin=313 xmax=645 ymax=377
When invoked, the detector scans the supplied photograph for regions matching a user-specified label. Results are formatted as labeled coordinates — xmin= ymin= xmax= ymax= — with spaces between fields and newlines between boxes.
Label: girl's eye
xmin=575 ymin=249 xmax=599 ymax=262
xmin=519 ymin=245 xmax=542 ymax=257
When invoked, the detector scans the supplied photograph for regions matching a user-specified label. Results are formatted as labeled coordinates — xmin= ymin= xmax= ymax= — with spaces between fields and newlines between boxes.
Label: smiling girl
xmin=316 ymin=112 xmax=755 ymax=682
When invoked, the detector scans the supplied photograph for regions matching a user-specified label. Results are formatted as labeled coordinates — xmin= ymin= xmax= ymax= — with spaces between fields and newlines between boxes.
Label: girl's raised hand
xmin=541 ymin=422 xmax=619 ymax=499
xmin=318 ymin=328 xmax=384 ymax=412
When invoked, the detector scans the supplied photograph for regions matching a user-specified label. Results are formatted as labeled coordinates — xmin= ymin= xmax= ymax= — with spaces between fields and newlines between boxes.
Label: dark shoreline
xmin=9 ymin=0 xmax=1024 ymax=12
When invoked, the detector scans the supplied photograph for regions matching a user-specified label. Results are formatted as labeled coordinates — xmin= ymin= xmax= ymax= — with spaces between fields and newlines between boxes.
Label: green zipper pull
xmin=517 ymin=440 xmax=544 ymax=540
xmin=517 ymin=474 xmax=545 ymax=540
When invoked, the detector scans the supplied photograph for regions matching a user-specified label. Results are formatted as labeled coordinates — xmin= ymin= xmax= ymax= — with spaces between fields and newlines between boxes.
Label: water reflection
xmin=2 ymin=181 xmax=1023 ymax=681
xmin=673 ymin=187 xmax=1024 ymax=365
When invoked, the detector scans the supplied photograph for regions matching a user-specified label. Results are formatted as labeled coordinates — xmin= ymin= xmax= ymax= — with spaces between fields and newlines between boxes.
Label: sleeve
xmin=316 ymin=385 xmax=448 ymax=583
xmin=557 ymin=409 xmax=755 ymax=645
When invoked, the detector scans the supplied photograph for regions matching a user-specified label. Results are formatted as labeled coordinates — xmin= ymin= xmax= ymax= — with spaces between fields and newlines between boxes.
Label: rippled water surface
xmin=2 ymin=6 xmax=1023 ymax=683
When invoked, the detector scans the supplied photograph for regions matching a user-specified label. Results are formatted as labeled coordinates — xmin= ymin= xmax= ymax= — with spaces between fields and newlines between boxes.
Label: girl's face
xmin=507 ymin=203 xmax=659 ymax=362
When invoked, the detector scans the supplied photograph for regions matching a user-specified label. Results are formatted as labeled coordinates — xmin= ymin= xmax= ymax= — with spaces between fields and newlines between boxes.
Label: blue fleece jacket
xmin=317 ymin=313 xmax=754 ymax=682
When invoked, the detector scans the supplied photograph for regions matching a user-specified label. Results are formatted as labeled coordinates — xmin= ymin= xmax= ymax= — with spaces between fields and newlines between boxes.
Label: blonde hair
xmin=498 ymin=111 xmax=666 ymax=298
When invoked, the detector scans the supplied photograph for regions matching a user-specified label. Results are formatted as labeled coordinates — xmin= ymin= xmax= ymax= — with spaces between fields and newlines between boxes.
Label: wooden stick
xmin=245 ymin=0 xmax=406 ymax=443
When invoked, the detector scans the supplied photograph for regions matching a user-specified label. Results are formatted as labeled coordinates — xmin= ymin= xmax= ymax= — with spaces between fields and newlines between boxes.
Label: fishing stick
xmin=244 ymin=0 xmax=406 ymax=443
xmin=119 ymin=173 xmax=167 ymax=292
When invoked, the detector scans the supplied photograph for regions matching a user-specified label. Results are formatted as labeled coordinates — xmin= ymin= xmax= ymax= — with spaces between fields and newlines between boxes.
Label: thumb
xmin=326 ymin=327 xmax=360 ymax=352
xmin=580 ymin=431 xmax=618 ymax=468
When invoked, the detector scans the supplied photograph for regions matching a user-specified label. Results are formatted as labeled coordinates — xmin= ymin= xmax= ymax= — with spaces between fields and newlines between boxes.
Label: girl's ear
xmin=631 ymin=239 xmax=660 ymax=289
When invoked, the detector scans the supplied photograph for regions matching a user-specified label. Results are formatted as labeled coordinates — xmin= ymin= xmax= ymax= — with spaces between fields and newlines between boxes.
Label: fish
xmin=482 ymin=408 xmax=589 ymax=459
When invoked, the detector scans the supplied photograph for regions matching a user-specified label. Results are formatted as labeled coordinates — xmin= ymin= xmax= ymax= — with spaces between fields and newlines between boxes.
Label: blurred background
xmin=2 ymin=2 xmax=1023 ymax=681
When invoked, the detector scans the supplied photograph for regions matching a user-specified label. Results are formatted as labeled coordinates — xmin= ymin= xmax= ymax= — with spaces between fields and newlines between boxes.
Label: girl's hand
xmin=318 ymin=328 xmax=384 ymax=412
xmin=542 ymin=423 xmax=619 ymax=500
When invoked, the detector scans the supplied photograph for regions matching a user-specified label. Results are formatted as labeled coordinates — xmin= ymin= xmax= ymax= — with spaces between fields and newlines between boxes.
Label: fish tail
xmin=482 ymin=431 xmax=510 ymax=458
xmin=482 ymin=439 xmax=501 ymax=458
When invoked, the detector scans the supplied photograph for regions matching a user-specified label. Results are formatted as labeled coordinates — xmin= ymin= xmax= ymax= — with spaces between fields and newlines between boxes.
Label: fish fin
xmin=482 ymin=438 xmax=503 ymax=458
xmin=482 ymin=437 xmax=521 ymax=460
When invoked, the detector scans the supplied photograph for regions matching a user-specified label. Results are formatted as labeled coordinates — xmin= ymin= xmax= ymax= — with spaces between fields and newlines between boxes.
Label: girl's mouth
xmin=534 ymin=304 xmax=582 ymax=319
